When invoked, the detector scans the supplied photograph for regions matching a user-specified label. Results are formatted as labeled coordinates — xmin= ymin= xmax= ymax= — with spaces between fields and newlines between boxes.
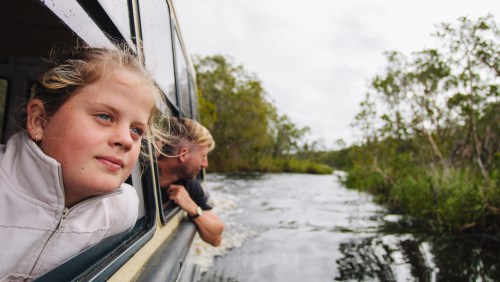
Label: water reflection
xmin=199 ymin=173 xmax=500 ymax=282
xmin=336 ymin=231 xmax=500 ymax=281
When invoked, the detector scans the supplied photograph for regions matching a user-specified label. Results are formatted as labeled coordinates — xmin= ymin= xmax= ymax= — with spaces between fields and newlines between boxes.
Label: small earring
xmin=35 ymin=134 xmax=38 ymax=142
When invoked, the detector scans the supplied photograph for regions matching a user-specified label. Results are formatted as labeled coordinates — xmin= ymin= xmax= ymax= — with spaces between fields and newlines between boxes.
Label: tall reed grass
xmin=344 ymin=166 xmax=500 ymax=233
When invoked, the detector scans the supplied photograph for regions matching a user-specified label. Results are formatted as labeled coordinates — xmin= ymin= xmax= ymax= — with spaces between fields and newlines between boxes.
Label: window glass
xmin=161 ymin=185 xmax=181 ymax=223
xmin=131 ymin=162 xmax=146 ymax=218
xmin=156 ymin=97 xmax=170 ymax=120
xmin=189 ymin=76 xmax=198 ymax=120
xmin=0 ymin=79 xmax=7 ymax=141
xmin=97 ymin=0 xmax=134 ymax=48
xmin=43 ymin=0 xmax=114 ymax=48
xmin=175 ymin=31 xmax=191 ymax=117
xmin=139 ymin=0 xmax=177 ymax=106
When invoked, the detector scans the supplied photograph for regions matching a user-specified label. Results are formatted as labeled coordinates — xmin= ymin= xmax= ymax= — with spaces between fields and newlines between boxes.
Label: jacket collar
xmin=0 ymin=132 xmax=123 ymax=214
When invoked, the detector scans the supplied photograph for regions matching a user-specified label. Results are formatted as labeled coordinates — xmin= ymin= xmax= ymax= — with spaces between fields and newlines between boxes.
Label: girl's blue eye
xmin=131 ymin=128 xmax=143 ymax=136
xmin=97 ymin=114 xmax=111 ymax=121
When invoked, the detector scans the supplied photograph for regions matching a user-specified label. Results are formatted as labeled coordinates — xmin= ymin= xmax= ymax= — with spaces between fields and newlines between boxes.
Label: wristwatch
xmin=188 ymin=206 xmax=203 ymax=219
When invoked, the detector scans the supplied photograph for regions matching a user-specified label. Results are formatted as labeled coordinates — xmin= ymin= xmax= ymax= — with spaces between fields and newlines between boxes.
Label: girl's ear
xmin=26 ymin=99 xmax=47 ymax=141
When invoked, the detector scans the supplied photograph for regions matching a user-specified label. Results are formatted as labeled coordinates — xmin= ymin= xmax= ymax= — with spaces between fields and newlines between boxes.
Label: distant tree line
xmin=330 ymin=15 xmax=500 ymax=233
xmin=194 ymin=55 xmax=333 ymax=174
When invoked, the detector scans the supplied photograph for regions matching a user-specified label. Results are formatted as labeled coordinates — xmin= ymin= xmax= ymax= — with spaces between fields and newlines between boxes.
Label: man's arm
xmin=190 ymin=210 xmax=223 ymax=246
xmin=167 ymin=184 xmax=224 ymax=246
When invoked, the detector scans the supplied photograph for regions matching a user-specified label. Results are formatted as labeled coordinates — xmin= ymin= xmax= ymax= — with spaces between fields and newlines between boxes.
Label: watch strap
xmin=188 ymin=206 xmax=202 ymax=219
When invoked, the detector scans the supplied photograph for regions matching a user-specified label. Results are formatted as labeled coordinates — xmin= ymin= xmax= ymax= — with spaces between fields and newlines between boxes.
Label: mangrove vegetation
xmin=194 ymin=55 xmax=333 ymax=174
xmin=333 ymin=15 xmax=500 ymax=233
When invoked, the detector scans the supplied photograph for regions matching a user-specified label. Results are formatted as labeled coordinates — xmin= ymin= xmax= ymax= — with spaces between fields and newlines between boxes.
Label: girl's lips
xmin=96 ymin=157 xmax=124 ymax=172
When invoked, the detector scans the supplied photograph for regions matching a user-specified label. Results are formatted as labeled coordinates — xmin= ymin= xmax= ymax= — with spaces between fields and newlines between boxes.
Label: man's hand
xmin=166 ymin=184 xmax=198 ymax=216
xmin=166 ymin=184 xmax=224 ymax=246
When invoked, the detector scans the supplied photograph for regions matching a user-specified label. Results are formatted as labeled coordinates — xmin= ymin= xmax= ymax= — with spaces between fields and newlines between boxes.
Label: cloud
xmin=174 ymin=0 xmax=500 ymax=149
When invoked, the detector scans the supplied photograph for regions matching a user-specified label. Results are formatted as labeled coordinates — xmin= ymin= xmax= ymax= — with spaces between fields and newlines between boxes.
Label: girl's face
xmin=34 ymin=68 xmax=154 ymax=207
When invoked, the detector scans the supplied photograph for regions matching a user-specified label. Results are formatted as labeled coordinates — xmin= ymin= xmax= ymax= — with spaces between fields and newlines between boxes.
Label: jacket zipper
xmin=29 ymin=206 xmax=70 ymax=274
xmin=29 ymin=188 xmax=123 ymax=274
xmin=59 ymin=207 xmax=68 ymax=231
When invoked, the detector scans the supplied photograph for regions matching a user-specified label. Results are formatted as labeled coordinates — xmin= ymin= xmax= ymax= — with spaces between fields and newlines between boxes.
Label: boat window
xmin=139 ymin=0 xmax=177 ymax=108
xmin=174 ymin=29 xmax=192 ymax=118
xmin=96 ymin=0 xmax=134 ymax=47
xmin=156 ymin=95 xmax=170 ymax=124
xmin=189 ymin=75 xmax=199 ymax=120
xmin=40 ymin=0 xmax=114 ymax=49
xmin=156 ymin=28 xmax=196 ymax=223
xmin=160 ymin=185 xmax=182 ymax=225
xmin=0 ymin=78 xmax=8 ymax=141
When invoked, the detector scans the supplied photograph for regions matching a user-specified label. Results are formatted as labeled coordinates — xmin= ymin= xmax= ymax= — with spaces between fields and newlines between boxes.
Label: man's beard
xmin=180 ymin=167 xmax=198 ymax=180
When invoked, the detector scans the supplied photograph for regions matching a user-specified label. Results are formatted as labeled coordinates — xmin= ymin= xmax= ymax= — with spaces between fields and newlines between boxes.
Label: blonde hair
xmin=22 ymin=44 xmax=168 ymax=156
xmin=161 ymin=117 xmax=215 ymax=156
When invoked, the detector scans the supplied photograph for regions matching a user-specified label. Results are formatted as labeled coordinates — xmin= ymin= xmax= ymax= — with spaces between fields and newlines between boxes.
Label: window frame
xmin=0 ymin=77 xmax=10 ymax=142
xmin=138 ymin=0 xmax=179 ymax=115
xmin=188 ymin=72 xmax=199 ymax=120
xmin=156 ymin=21 xmax=205 ymax=225
xmin=172 ymin=25 xmax=192 ymax=119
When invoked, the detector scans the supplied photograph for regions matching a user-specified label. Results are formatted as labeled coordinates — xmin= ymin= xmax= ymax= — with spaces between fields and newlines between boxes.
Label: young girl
xmin=0 ymin=46 xmax=166 ymax=281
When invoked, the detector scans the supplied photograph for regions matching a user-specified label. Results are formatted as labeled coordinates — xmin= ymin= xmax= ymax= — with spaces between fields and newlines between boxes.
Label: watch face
xmin=197 ymin=206 xmax=203 ymax=216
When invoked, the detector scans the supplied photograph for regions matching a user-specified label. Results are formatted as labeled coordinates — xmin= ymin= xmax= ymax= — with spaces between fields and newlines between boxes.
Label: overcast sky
xmin=173 ymin=0 xmax=500 ymax=149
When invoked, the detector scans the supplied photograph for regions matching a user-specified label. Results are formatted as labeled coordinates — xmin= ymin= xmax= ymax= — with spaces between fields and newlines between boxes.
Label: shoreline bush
xmin=343 ymin=166 xmax=500 ymax=233
xmin=207 ymin=158 xmax=334 ymax=174
xmin=336 ymin=15 xmax=500 ymax=234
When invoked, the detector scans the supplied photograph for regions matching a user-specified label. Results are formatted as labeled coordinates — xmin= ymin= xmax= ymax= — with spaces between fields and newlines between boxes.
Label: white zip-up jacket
xmin=0 ymin=132 xmax=139 ymax=281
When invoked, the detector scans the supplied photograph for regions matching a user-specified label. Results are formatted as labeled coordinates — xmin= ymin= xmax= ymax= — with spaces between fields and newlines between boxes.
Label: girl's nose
xmin=110 ymin=126 xmax=134 ymax=151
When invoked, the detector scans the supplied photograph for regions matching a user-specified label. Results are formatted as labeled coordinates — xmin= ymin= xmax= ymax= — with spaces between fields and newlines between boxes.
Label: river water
xmin=193 ymin=172 xmax=500 ymax=282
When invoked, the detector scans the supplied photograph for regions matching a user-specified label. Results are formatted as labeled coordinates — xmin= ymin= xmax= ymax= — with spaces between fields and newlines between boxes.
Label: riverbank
xmin=208 ymin=158 xmax=334 ymax=175
xmin=343 ymin=166 xmax=500 ymax=234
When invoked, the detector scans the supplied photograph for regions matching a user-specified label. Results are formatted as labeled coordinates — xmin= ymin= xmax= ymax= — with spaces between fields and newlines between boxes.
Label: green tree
xmin=194 ymin=55 xmax=276 ymax=171
xmin=342 ymin=15 xmax=500 ymax=233
xmin=371 ymin=51 xmax=410 ymax=141
xmin=436 ymin=14 xmax=500 ymax=180
xmin=409 ymin=49 xmax=452 ymax=171
xmin=197 ymin=89 xmax=217 ymax=129
xmin=273 ymin=114 xmax=310 ymax=158
xmin=194 ymin=55 xmax=333 ymax=174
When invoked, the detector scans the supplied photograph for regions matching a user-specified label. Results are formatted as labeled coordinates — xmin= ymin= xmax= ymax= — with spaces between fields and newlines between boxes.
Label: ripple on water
xmin=198 ymin=173 xmax=500 ymax=282
xmin=193 ymin=187 xmax=259 ymax=273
